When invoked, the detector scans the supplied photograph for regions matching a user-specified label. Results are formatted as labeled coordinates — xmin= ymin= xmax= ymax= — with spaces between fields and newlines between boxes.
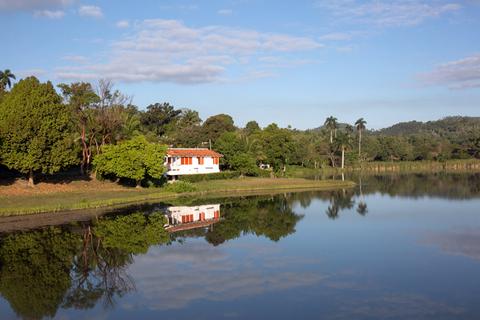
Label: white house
xmin=165 ymin=148 xmax=223 ymax=177
xmin=163 ymin=204 xmax=221 ymax=228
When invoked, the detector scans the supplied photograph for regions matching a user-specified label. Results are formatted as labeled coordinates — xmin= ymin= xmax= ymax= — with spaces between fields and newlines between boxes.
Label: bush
xmin=178 ymin=171 xmax=241 ymax=182
xmin=164 ymin=181 xmax=198 ymax=193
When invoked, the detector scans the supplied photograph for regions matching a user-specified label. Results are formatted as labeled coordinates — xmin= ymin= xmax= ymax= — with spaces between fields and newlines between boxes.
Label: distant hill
xmin=310 ymin=122 xmax=353 ymax=133
xmin=376 ymin=116 xmax=480 ymax=137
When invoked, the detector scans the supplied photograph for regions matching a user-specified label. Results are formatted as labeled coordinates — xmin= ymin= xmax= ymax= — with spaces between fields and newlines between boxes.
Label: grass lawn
xmin=0 ymin=177 xmax=355 ymax=216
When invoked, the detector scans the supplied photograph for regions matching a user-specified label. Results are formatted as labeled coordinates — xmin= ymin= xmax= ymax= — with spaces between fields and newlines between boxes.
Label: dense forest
xmin=1 ymin=72 xmax=479 ymax=186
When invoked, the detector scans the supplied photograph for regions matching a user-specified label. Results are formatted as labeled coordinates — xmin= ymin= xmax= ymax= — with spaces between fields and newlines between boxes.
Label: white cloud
xmin=116 ymin=19 xmax=130 ymax=28
xmin=0 ymin=0 xmax=73 ymax=11
xmin=56 ymin=19 xmax=322 ymax=84
xmin=418 ymin=53 xmax=480 ymax=89
xmin=78 ymin=4 xmax=102 ymax=18
xmin=33 ymin=9 xmax=64 ymax=18
xmin=315 ymin=0 xmax=462 ymax=27
xmin=319 ymin=32 xmax=352 ymax=41
xmin=218 ymin=8 xmax=233 ymax=15
xmin=61 ymin=55 xmax=88 ymax=62
xmin=128 ymin=242 xmax=325 ymax=310
xmin=17 ymin=68 xmax=47 ymax=78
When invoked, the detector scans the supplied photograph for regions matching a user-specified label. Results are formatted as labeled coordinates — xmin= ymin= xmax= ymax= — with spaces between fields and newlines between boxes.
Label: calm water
xmin=1 ymin=173 xmax=480 ymax=319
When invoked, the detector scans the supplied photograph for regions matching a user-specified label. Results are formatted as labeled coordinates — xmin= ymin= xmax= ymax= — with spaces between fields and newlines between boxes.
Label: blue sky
xmin=1 ymin=0 xmax=479 ymax=129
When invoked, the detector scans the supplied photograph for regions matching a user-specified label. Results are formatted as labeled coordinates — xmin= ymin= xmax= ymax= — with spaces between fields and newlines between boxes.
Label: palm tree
xmin=0 ymin=69 xmax=16 ymax=91
xmin=335 ymin=131 xmax=353 ymax=169
xmin=355 ymin=118 xmax=367 ymax=158
xmin=324 ymin=116 xmax=338 ymax=144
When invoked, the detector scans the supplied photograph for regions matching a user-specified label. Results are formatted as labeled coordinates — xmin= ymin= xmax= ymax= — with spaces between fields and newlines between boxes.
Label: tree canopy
xmin=0 ymin=77 xmax=78 ymax=185
xmin=93 ymin=135 xmax=167 ymax=186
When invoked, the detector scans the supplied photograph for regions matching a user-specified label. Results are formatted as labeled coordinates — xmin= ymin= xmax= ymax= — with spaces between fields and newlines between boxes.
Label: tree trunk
xmin=358 ymin=130 xmax=362 ymax=158
xmin=330 ymin=130 xmax=333 ymax=144
xmin=81 ymin=123 xmax=87 ymax=175
xmin=136 ymin=180 xmax=142 ymax=188
xmin=341 ymin=147 xmax=345 ymax=169
xmin=28 ymin=169 xmax=34 ymax=187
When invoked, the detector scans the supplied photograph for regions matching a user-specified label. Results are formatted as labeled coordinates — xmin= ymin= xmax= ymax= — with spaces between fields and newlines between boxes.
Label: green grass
xmin=0 ymin=177 xmax=354 ymax=216
xmin=285 ymin=159 xmax=480 ymax=178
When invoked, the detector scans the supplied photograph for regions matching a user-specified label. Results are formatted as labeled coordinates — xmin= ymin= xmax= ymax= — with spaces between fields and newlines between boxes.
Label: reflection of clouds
xmin=424 ymin=228 xmax=480 ymax=261
xmin=127 ymin=241 xmax=325 ymax=310
xmin=331 ymin=293 xmax=464 ymax=319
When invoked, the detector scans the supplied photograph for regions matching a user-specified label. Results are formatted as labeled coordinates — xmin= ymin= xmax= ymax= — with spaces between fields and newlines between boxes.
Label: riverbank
xmin=286 ymin=159 xmax=480 ymax=178
xmin=0 ymin=177 xmax=355 ymax=216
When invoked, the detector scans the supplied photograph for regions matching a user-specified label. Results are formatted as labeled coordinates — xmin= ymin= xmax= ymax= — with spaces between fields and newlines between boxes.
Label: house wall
xmin=165 ymin=156 xmax=220 ymax=176
xmin=164 ymin=204 xmax=221 ymax=225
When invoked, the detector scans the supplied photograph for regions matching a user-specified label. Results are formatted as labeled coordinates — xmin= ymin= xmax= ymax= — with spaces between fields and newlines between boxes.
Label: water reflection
xmin=0 ymin=172 xmax=480 ymax=319
xmin=0 ymin=197 xmax=304 ymax=319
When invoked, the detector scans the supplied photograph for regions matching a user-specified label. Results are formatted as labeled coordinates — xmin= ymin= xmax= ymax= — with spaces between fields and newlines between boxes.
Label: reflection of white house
xmin=165 ymin=148 xmax=223 ymax=177
xmin=164 ymin=204 xmax=221 ymax=230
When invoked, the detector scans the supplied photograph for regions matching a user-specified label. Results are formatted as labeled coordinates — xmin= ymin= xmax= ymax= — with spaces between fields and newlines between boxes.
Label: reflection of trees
xmin=349 ymin=172 xmax=480 ymax=199
xmin=0 ymin=228 xmax=78 ymax=319
xmin=0 ymin=212 xmax=170 ymax=319
xmin=324 ymin=190 xmax=356 ymax=220
xmin=205 ymin=196 xmax=303 ymax=246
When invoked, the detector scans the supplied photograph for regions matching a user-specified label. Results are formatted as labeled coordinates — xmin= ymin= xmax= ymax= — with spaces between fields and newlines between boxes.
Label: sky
xmin=1 ymin=0 xmax=479 ymax=130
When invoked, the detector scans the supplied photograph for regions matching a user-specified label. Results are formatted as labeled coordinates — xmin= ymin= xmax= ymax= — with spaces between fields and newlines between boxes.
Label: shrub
xmin=178 ymin=171 xmax=241 ymax=182
xmin=93 ymin=136 xmax=167 ymax=187
xmin=164 ymin=181 xmax=198 ymax=193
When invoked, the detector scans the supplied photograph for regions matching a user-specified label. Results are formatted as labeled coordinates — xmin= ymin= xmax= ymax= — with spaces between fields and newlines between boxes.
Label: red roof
xmin=167 ymin=148 xmax=223 ymax=157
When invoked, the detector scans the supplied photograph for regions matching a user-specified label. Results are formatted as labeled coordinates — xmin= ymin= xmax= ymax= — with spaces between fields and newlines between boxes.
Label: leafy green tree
xmin=58 ymin=82 xmax=100 ymax=174
xmin=0 ymin=69 xmax=15 ymax=92
xmin=214 ymin=132 xmax=247 ymax=168
xmin=141 ymin=102 xmax=181 ymax=137
xmin=244 ymin=120 xmax=261 ymax=135
xmin=93 ymin=135 xmax=167 ymax=187
xmin=230 ymin=153 xmax=258 ymax=176
xmin=202 ymin=114 xmax=236 ymax=143
xmin=260 ymin=123 xmax=296 ymax=172
xmin=0 ymin=77 xmax=78 ymax=186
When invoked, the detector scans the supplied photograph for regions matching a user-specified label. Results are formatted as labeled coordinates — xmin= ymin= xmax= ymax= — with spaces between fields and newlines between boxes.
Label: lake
xmin=1 ymin=172 xmax=480 ymax=319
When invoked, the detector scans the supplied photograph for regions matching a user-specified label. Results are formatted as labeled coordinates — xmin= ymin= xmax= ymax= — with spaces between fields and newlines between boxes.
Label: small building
xmin=164 ymin=204 xmax=221 ymax=225
xmin=165 ymin=148 xmax=223 ymax=177
xmin=163 ymin=204 xmax=221 ymax=232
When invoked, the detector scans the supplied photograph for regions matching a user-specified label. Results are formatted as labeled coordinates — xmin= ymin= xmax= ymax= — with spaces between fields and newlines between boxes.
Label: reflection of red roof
xmin=167 ymin=148 xmax=223 ymax=157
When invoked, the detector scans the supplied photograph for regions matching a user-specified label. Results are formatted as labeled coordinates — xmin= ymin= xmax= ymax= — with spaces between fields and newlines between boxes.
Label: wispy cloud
xmin=315 ymin=0 xmax=462 ymax=27
xmin=418 ymin=53 xmax=480 ymax=89
xmin=61 ymin=55 xmax=88 ymax=62
xmin=128 ymin=242 xmax=325 ymax=310
xmin=218 ymin=8 xmax=233 ymax=15
xmin=0 ymin=0 xmax=73 ymax=12
xmin=56 ymin=19 xmax=323 ymax=84
xmin=33 ymin=9 xmax=64 ymax=18
xmin=78 ymin=4 xmax=102 ymax=18
xmin=319 ymin=32 xmax=352 ymax=41
xmin=116 ymin=19 xmax=130 ymax=28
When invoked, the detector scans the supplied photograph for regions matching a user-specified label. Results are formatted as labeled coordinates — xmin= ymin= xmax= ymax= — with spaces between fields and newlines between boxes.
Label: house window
xmin=198 ymin=157 xmax=204 ymax=165
xmin=181 ymin=214 xmax=194 ymax=223
xmin=199 ymin=212 xmax=205 ymax=221
xmin=181 ymin=157 xmax=193 ymax=165
xmin=214 ymin=210 xmax=220 ymax=220
xmin=213 ymin=157 xmax=219 ymax=165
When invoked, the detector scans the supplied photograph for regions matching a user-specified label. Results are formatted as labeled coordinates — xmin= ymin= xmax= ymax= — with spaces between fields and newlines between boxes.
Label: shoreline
xmin=0 ymin=178 xmax=355 ymax=217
